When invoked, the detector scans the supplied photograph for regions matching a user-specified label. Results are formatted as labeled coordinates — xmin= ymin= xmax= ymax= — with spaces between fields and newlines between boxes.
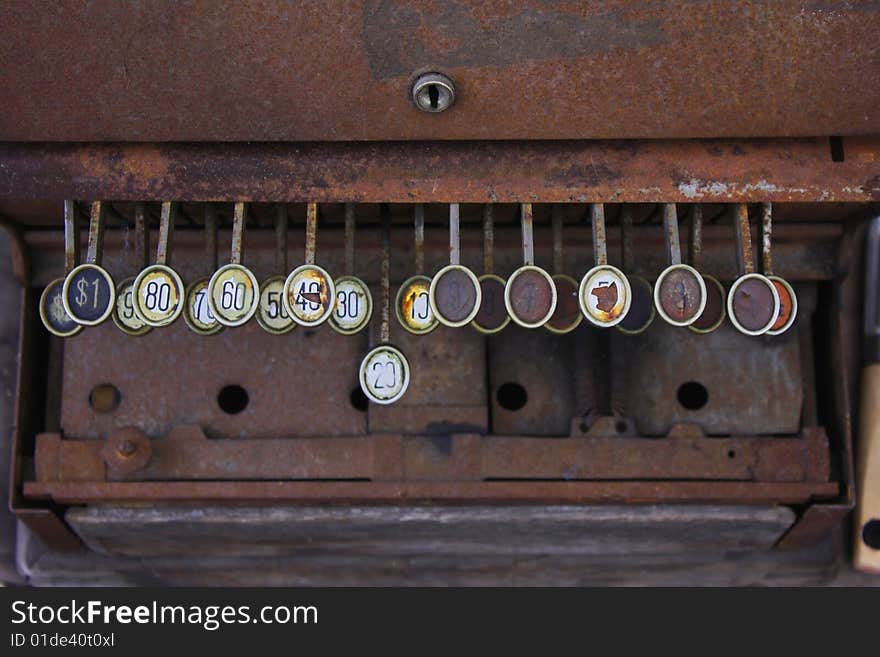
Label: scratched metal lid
xmin=359 ymin=344 xmax=410 ymax=405
xmin=395 ymin=274 xmax=437 ymax=335
xmin=727 ymin=272 xmax=780 ymax=336
xmin=616 ymin=275 xmax=655 ymax=335
xmin=689 ymin=275 xmax=726 ymax=334
xmin=545 ymin=274 xmax=583 ymax=334
xmin=283 ymin=264 xmax=336 ymax=327
xmin=330 ymin=275 xmax=372 ymax=335
xmin=578 ymin=265 xmax=631 ymax=328
xmin=39 ymin=277 xmax=82 ymax=338
xmin=429 ymin=264 xmax=481 ymax=327
xmin=62 ymin=263 xmax=116 ymax=326
xmin=766 ymin=276 xmax=798 ymax=336
xmin=504 ymin=265 xmax=557 ymax=329
xmin=112 ymin=277 xmax=152 ymax=336
xmin=654 ymin=263 xmax=707 ymax=327
xmin=471 ymin=274 xmax=510 ymax=334
xmin=132 ymin=264 xmax=185 ymax=327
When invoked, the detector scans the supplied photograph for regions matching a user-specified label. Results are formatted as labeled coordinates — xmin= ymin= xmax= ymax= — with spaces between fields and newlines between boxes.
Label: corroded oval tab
xmin=727 ymin=272 xmax=780 ymax=336
xmin=40 ymin=277 xmax=82 ymax=337
xmin=579 ymin=265 xmax=631 ymax=328
xmin=184 ymin=277 xmax=223 ymax=335
xmin=62 ymin=263 xmax=116 ymax=326
xmin=429 ymin=264 xmax=481 ymax=328
xmin=113 ymin=277 xmax=151 ymax=336
xmin=472 ymin=274 xmax=510 ymax=335
xmin=257 ymin=275 xmax=296 ymax=335
xmin=208 ymin=263 xmax=260 ymax=327
xmin=359 ymin=344 xmax=410 ymax=405
xmin=330 ymin=275 xmax=373 ymax=335
xmin=654 ymin=263 xmax=707 ymax=327
xmin=504 ymin=265 xmax=557 ymax=329
xmin=396 ymin=275 xmax=437 ymax=335
xmin=132 ymin=264 xmax=185 ymax=327
xmin=283 ymin=264 xmax=336 ymax=327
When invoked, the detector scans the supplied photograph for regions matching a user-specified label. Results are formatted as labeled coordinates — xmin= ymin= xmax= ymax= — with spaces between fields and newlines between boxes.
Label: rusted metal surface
xmin=4 ymin=139 xmax=880 ymax=203
xmin=63 ymin=200 xmax=78 ymax=273
xmin=520 ymin=203 xmax=535 ymax=265
xmin=32 ymin=426 xmax=832 ymax=484
xmin=482 ymin=205 xmax=494 ymax=274
xmin=592 ymin=204 xmax=608 ymax=266
xmin=304 ymin=202 xmax=317 ymax=266
xmin=23 ymin=480 xmax=839 ymax=506
xmin=1 ymin=2 xmax=878 ymax=141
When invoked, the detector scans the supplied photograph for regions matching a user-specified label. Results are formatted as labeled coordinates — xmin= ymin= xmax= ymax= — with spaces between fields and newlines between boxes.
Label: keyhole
xmin=427 ymin=84 xmax=439 ymax=109
xmin=411 ymin=72 xmax=456 ymax=113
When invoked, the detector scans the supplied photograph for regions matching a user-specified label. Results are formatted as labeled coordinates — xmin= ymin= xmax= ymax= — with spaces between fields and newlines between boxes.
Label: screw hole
xmin=349 ymin=386 xmax=369 ymax=412
xmin=89 ymin=383 xmax=120 ymax=413
xmin=727 ymin=449 xmax=736 ymax=459
xmin=829 ymin=136 xmax=845 ymax=162
xmin=497 ymin=382 xmax=528 ymax=411
xmin=217 ymin=384 xmax=249 ymax=415
xmin=615 ymin=420 xmax=628 ymax=434
xmin=863 ymin=519 xmax=880 ymax=550
xmin=677 ymin=381 xmax=708 ymax=410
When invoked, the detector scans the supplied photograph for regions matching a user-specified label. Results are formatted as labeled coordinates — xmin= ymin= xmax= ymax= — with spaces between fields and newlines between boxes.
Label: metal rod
xmin=663 ymin=203 xmax=682 ymax=265
xmin=620 ymin=206 xmax=634 ymax=271
xmin=230 ymin=202 xmax=245 ymax=265
xmin=305 ymin=202 xmax=317 ymax=265
xmin=414 ymin=204 xmax=425 ymax=274
xmin=761 ymin=202 xmax=773 ymax=275
xmin=482 ymin=204 xmax=494 ymax=274
xmin=204 ymin=204 xmax=218 ymax=271
xmin=344 ymin=203 xmax=355 ymax=275
xmin=156 ymin=201 xmax=174 ymax=266
xmin=449 ymin=203 xmax=460 ymax=266
xmin=275 ymin=204 xmax=288 ymax=273
xmin=552 ymin=204 xmax=563 ymax=274
xmin=134 ymin=202 xmax=149 ymax=269
xmin=63 ymin=200 xmax=79 ymax=274
xmin=591 ymin=203 xmax=607 ymax=266
xmin=733 ymin=203 xmax=754 ymax=274
xmin=521 ymin=203 xmax=535 ymax=265
xmin=689 ymin=204 xmax=703 ymax=269
xmin=380 ymin=203 xmax=391 ymax=345
xmin=85 ymin=201 xmax=105 ymax=265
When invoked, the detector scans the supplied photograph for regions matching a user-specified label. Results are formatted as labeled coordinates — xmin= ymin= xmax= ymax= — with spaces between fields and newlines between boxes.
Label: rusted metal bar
xmin=762 ymin=202 xmax=773 ymax=275
xmin=204 ymin=204 xmax=217 ymax=271
xmin=551 ymin=205 xmax=563 ymax=273
xmin=5 ymin=139 xmax=878 ymax=203
xmin=344 ymin=203 xmax=355 ymax=275
xmin=380 ymin=203 xmax=391 ymax=345
xmin=85 ymin=201 xmax=105 ymax=265
xmin=304 ymin=202 xmax=317 ymax=265
xmin=482 ymin=205 xmax=494 ymax=274
xmin=521 ymin=203 xmax=534 ymax=265
xmin=413 ymin=204 xmax=425 ymax=274
xmin=156 ymin=201 xmax=174 ymax=266
xmin=63 ymin=200 xmax=78 ymax=273
xmin=274 ymin=204 xmax=288 ymax=273
xmin=134 ymin=203 xmax=149 ymax=269
xmin=734 ymin=203 xmax=755 ymax=274
xmin=689 ymin=204 xmax=703 ymax=270
xmin=663 ymin=203 xmax=682 ymax=265
xmin=592 ymin=203 xmax=607 ymax=266
xmin=620 ymin=206 xmax=634 ymax=270
xmin=448 ymin=203 xmax=460 ymax=266
xmin=230 ymin=202 xmax=245 ymax=265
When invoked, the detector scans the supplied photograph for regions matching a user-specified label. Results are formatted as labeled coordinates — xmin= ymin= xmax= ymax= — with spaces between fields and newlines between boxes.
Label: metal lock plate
xmin=579 ymin=265 xmax=632 ymax=328
xmin=256 ymin=275 xmax=295 ymax=335
xmin=132 ymin=264 xmax=185 ymax=327
xmin=283 ymin=264 xmax=335 ymax=327
xmin=183 ymin=277 xmax=222 ymax=335
xmin=617 ymin=275 xmax=655 ymax=335
xmin=471 ymin=274 xmax=510 ymax=334
xmin=330 ymin=275 xmax=372 ymax=335
xmin=39 ymin=277 xmax=82 ymax=337
xmin=429 ymin=264 xmax=481 ymax=327
xmin=689 ymin=275 xmax=727 ymax=334
xmin=727 ymin=272 xmax=781 ymax=336
xmin=208 ymin=263 xmax=260 ymax=327
xmin=112 ymin=277 xmax=151 ymax=336
xmin=654 ymin=264 xmax=707 ymax=327
xmin=62 ymin=263 xmax=116 ymax=326
xmin=504 ymin=265 xmax=557 ymax=329
xmin=395 ymin=275 xmax=437 ymax=335
xmin=545 ymin=274 xmax=583 ymax=334
xmin=359 ymin=344 xmax=410 ymax=405
xmin=767 ymin=276 xmax=798 ymax=335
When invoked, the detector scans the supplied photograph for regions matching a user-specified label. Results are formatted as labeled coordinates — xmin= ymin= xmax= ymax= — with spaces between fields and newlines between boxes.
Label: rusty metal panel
xmin=0 ymin=2 xmax=878 ymax=141
xmin=2 ymin=140 xmax=880 ymax=203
